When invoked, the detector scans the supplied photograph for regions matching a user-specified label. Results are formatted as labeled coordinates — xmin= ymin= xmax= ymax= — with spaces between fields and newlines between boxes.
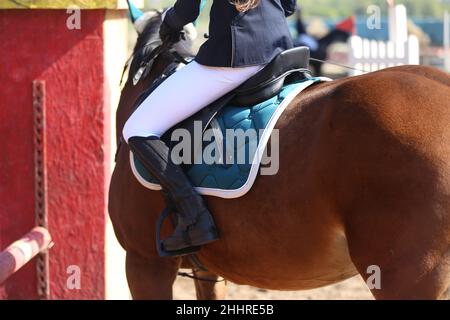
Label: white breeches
xmin=122 ymin=61 xmax=264 ymax=142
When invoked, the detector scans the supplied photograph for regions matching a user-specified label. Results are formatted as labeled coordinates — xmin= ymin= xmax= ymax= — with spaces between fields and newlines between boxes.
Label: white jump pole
xmin=0 ymin=227 xmax=52 ymax=285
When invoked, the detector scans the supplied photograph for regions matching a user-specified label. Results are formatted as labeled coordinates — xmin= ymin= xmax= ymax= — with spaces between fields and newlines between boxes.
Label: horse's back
xmin=325 ymin=66 xmax=450 ymax=171
xmin=309 ymin=65 xmax=450 ymax=225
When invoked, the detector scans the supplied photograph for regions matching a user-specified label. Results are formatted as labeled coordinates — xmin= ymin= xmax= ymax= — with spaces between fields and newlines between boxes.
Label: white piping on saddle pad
xmin=130 ymin=77 xmax=332 ymax=199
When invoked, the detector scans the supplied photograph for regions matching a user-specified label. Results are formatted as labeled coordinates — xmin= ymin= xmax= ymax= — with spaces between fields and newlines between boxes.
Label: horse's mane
xmin=129 ymin=11 xmax=164 ymax=79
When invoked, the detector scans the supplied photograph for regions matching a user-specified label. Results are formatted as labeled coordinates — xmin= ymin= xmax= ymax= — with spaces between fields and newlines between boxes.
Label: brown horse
xmin=108 ymin=12 xmax=450 ymax=300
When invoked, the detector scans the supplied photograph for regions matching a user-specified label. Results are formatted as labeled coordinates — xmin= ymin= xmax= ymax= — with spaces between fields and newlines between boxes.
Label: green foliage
xmin=290 ymin=0 xmax=446 ymax=19
xmin=148 ymin=0 xmax=448 ymax=19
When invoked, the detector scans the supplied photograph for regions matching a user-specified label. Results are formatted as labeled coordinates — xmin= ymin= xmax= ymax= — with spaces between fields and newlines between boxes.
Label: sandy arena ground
xmin=173 ymin=273 xmax=374 ymax=300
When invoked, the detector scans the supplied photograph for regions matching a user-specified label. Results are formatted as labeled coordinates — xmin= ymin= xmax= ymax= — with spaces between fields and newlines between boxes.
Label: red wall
xmin=0 ymin=9 xmax=108 ymax=299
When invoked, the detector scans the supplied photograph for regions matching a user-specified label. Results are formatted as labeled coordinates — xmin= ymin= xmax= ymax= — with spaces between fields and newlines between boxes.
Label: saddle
xmin=130 ymin=47 xmax=329 ymax=199
xmin=233 ymin=46 xmax=311 ymax=106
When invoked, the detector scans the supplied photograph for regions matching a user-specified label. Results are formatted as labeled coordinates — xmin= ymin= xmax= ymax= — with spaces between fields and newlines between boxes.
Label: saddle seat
xmin=232 ymin=46 xmax=311 ymax=106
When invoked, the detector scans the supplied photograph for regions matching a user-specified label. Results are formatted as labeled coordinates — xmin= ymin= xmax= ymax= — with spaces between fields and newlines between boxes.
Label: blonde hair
xmin=231 ymin=0 xmax=260 ymax=12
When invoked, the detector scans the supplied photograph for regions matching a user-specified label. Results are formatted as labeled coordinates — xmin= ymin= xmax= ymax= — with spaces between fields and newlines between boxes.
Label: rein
xmin=309 ymin=57 xmax=370 ymax=74
xmin=132 ymin=40 xmax=171 ymax=85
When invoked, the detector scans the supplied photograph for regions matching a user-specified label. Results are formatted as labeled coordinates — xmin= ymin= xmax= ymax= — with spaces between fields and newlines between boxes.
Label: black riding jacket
xmin=165 ymin=0 xmax=296 ymax=67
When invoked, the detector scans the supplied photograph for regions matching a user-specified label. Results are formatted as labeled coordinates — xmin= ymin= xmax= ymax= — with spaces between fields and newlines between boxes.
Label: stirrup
xmin=156 ymin=208 xmax=201 ymax=258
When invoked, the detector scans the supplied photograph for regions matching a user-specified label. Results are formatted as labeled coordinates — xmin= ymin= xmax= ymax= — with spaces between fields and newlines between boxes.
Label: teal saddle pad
xmin=130 ymin=77 xmax=325 ymax=199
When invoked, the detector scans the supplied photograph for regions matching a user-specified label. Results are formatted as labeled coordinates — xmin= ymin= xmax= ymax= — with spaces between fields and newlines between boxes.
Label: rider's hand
xmin=160 ymin=8 xmax=186 ymax=44
xmin=159 ymin=19 xmax=184 ymax=44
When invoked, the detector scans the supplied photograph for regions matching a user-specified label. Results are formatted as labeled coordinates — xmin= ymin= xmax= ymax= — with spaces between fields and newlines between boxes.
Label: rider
xmin=123 ymin=0 xmax=296 ymax=256
xmin=295 ymin=8 xmax=319 ymax=51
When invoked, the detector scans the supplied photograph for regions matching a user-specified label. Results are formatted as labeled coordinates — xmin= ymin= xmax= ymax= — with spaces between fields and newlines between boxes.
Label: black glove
xmin=159 ymin=19 xmax=184 ymax=44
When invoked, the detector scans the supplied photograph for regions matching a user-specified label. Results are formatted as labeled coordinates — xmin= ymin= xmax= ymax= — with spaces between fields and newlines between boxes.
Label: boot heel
xmin=158 ymin=243 xmax=201 ymax=257
xmin=156 ymin=208 xmax=201 ymax=257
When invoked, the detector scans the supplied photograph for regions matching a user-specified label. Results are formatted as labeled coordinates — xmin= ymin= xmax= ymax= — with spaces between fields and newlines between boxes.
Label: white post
xmin=407 ymin=35 xmax=420 ymax=65
xmin=388 ymin=2 xmax=396 ymax=42
xmin=445 ymin=10 xmax=450 ymax=72
xmin=389 ymin=4 xmax=408 ymax=43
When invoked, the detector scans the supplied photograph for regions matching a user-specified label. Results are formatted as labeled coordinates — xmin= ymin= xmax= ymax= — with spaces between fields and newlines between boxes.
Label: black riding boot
xmin=128 ymin=136 xmax=219 ymax=254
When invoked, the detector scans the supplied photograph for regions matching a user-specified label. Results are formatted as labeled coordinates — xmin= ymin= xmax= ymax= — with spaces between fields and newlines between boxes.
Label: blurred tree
xmin=144 ymin=0 xmax=449 ymax=20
